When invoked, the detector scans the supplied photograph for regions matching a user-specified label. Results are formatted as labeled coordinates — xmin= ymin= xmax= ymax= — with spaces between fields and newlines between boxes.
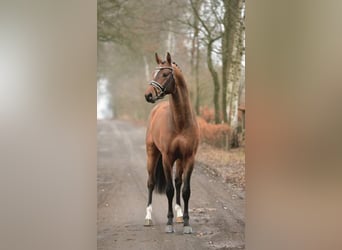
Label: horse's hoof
xmin=144 ymin=219 xmax=153 ymax=227
xmin=165 ymin=225 xmax=175 ymax=233
xmin=176 ymin=216 xmax=184 ymax=223
xmin=183 ymin=226 xmax=193 ymax=234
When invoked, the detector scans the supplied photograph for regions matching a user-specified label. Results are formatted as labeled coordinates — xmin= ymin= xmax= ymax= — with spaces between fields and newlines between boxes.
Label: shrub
xmin=197 ymin=117 xmax=231 ymax=148
xmin=199 ymin=106 xmax=215 ymax=123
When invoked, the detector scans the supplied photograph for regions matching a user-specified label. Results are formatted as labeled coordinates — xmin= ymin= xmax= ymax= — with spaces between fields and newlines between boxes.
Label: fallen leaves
xmin=196 ymin=143 xmax=245 ymax=189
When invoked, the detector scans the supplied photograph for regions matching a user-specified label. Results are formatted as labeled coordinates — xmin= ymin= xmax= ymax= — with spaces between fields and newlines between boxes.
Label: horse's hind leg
xmin=175 ymin=160 xmax=184 ymax=223
xmin=182 ymin=157 xmax=195 ymax=234
xmin=144 ymin=145 xmax=159 ymax=226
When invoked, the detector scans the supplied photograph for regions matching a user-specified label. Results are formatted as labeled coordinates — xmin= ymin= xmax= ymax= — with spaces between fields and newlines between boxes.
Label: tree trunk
xmin=221 ymin=1 xmax=229 ymax=123
xmin=222 ymin=34 xmax=229 ymax=123
xmin=195 ymin=36 xmax=200 ymax=115
xmin=228 ymin=0 xmax=245 ymax=127
xmin=223 ymin=0 xmax=240 ymax=125
xmin=166 ymin=21 xmax=174 ymax=52
xmin=190 ymin=0 xmax=201 ymax=115
xmin=207 ymin=41 xmax=220 ymax=124
xmin=143 ymin=55 xmax=150 ymax=82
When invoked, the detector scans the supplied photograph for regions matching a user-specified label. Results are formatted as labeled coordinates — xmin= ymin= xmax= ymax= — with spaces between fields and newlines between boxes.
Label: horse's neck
xmin=169 ymin=75 xmax=194 ymax=131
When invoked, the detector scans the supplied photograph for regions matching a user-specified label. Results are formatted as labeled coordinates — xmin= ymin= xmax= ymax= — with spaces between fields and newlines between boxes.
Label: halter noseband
xmin=149 ymin=66 xmax=174 ymax=99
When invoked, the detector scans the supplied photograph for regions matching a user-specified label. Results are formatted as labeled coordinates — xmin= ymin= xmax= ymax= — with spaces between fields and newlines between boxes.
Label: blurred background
xmin=97 ymin=0 xmax=245 ymax=149
xmin=1 ymin=1 xmax=342 ymax=250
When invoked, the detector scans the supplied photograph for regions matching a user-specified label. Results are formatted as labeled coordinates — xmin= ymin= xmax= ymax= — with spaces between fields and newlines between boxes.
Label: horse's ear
xmin=166 ymin=52 xmax=172 ymax=65
xmin=155 ymin=52 xmax=162 ymax=64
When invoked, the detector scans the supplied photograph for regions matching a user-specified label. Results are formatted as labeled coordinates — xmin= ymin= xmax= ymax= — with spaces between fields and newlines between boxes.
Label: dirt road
xmin=97 ymin=120 xmax=245 ymax=250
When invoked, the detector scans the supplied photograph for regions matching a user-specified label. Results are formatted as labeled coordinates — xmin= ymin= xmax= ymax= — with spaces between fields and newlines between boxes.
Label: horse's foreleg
xmin=175 ymin=160 xmax=184 ymax=223
xmin=163 ymin=157 xmax=175 ymax=233
xmin=144 ymin=147 xmax=158 ymax=227
xmin=144 ymin=174 xmax=154 ymax=226
xmin=144 ymin=175 xmax=154 ymax=226
xmin=182 ymin=157 xmax=195 ymax=234
xmin=166 ymin=180 xmax=174 ymax=227
xmin=147 ymin=167 xmax=154 ymax=206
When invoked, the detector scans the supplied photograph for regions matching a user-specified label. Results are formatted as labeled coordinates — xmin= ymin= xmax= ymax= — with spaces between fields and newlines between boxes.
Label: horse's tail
xmin=154 ymin=155 xmax=166 ymax=194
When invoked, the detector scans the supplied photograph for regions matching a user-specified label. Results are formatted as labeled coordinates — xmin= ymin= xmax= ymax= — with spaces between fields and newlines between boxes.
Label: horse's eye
xmin=163 ymin=73 xmax=168 ymax=77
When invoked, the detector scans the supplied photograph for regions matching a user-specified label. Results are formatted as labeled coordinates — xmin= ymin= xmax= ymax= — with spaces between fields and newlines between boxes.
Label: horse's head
xmin=145 ymin=52 xmax=176 ymax=103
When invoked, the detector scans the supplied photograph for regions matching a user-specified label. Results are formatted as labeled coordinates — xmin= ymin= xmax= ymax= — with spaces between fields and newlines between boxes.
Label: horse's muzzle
xmin=145 ymin=93 xmax=155 ymax=103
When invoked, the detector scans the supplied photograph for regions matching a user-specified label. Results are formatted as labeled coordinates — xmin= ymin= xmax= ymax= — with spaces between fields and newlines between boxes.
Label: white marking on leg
xmin=175 ymin=204 xmax=183 ymax=218
xmin=145 ymin=205 xmax=152 ymax=220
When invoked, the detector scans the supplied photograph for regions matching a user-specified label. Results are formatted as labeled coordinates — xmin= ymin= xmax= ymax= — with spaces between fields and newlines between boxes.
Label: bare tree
xmin=189 ymin=0 xmax=222 ymax=124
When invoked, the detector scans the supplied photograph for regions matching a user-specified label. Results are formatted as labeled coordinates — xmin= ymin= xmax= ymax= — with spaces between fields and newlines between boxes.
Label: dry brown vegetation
xmin=197 ymin=117 xmax=231 ymax=148
xmin=199 ymin=106 xmax=215 ymax=123
xmin=196 ymin=108 xmax=245 ymax=189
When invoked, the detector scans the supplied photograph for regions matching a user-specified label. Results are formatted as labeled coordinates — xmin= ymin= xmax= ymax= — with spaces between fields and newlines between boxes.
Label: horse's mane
xmin=161 ymin=60 xmax=182 ymax=72
xmin=172 ymin=62 xmax=182 ymax=72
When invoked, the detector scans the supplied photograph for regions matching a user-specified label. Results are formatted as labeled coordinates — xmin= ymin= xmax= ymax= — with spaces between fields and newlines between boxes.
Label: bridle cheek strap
xmin=150 ymin=80 xmax=165 ymax=95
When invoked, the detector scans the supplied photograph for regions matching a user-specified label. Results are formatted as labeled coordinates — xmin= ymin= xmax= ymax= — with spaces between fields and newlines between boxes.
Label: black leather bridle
xmin=149 ymin=66 xmax=174 ymax=99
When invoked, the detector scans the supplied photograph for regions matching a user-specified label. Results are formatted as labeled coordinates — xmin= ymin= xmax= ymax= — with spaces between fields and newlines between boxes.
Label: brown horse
xmin=144 ymin=52 xmax=200 ymax=234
